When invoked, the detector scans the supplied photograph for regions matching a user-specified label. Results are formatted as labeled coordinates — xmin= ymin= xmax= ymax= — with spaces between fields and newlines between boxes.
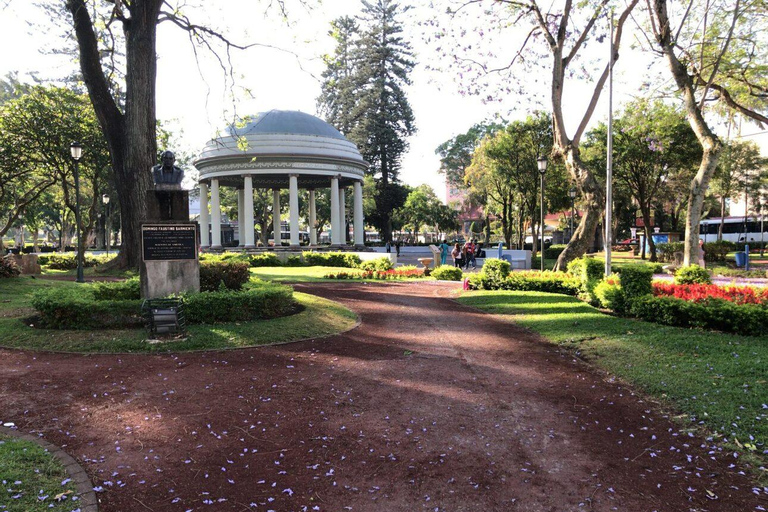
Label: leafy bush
xmin=285 ymin=255 xmax=304 ymax=267
xmin=482 ymin=258 xmax=510 ymax=281
xmin=567 ymin=257 xmax=603 ymax=301
xmin=702 ymin=240 xmax=736 ymax=263
xmin=31 ymin=287 xmax=141 ymax=329
xmin=199 ymin=261 xmax=251 ymax=291
xmin=619 ymin=265 xmax=654 ymax=298
xmin=503 ymin=271 xmax=581 ymax=295
xmin=247 ymin=253 xmax=282 ymax=267
xmin=183 ymin=284 xmax=295 ymax=323
xmin=630 ymin=295 xmax=767 ymax=336
xmin=655 ymin=242 xmax=684 ymax=262
xmin=544 ymin=244 xmax=567 ymax=259
xmin=302 ymin=251 xmax=361 ymax=268
xmin=324 ymin=268 xmax=425 ymax=280
xmin=615 ymin=262 xmax=663 ymax=274
xmin=0 ymin=257 xmax=21 ymax=278
xmin=92 ymin=277 xmax=141 ymax=300
xmin=431 ymin=266 xmax=463 ymax=281
xmin=674 ymin=264 xmax=712 ymax=285
xmin=594 ymin=276 xmax=626 ymax=313
xmin=43 ymin=253 xmax=111 ymax=270
xmin=357 ymin=257 xmax=394 ymax=272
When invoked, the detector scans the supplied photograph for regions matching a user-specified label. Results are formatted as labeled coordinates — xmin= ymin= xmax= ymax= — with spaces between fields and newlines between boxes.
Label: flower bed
xmin=653 ymin=282 xmax=768 ymax=306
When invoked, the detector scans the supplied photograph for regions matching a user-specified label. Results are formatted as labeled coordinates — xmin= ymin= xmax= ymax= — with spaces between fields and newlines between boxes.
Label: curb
xmin=0 ymin=425 xmax=98 ymax=512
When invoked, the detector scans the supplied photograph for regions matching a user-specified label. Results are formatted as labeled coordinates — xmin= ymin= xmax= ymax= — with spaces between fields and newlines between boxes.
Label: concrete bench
xmin=476 ymin=249 xmax=532 ymax=270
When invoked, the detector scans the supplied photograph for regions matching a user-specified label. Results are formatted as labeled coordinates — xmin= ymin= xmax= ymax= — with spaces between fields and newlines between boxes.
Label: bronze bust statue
xmin=152 ymin=151 xmax=184 ymax=187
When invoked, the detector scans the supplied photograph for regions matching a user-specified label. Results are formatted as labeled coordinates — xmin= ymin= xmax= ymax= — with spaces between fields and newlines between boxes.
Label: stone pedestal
xmin=140 ymin=222 xmax=200 ymax=299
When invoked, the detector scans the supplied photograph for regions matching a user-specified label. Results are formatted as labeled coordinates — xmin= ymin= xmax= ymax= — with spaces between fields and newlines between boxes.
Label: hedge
xmin=544 ymin=244 xmax=567 ymax=259
xmin=302 ymin=251 xmax=361 ymax=268
xmin=619 ymin=265 xmax=654 ymax=298
xmin=702 ymin=240 xmax=736 ymax=262
xmin=630 ymin=295 xmax=767 ymax=337
xmin=39 ymin=253 xmax=112 ymax=269
xmin=92 ymin=278 xmax=141 ymax=300
xmin=199 ymin=261 xmax=251 ymax=291
xmin=183 ymin=285 xmax=295 ymax=323
xmin=31 ymin=287 xmax=142 ymax=330
xmin=357 ymin=257 xmax=394 ymax=271
xmin=31 ymin=282 xmax=296 ymax=328
xmin=655 ymin=242 xmax=684 ymax=262
xmin=248 ymin=253 xmax=282 ymax=267
xmin=467 ymin=270 xmax=580 ymax=295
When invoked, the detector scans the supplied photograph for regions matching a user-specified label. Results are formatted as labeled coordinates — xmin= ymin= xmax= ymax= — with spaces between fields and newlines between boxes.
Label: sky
xmin=0 ymin=0 xmax=764 ymax=203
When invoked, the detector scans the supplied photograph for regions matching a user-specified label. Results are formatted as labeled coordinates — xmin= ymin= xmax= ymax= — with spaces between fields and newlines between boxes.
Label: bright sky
xmin=1 ymin=0 xmax=763 ymax=202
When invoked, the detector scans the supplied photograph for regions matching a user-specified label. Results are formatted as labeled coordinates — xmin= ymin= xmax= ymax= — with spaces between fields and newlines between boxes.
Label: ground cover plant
xmin=0 ymin=434 xmax=79 ymax=512
xmin=457 ymin=290 xmax=768 ymax=470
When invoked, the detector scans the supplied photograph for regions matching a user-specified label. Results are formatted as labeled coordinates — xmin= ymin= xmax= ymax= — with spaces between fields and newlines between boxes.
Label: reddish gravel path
xmin=0 ymin=282 xmax=763 ymax=512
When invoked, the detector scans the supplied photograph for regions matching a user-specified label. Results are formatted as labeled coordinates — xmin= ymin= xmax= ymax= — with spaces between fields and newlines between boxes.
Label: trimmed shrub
xmin=629 ymin=295 xmax=767 ymax=336
xmin=594 ymin=277 xmax=626 ymax=313
xmin=619 ymin=265 xmax=654 ymax=298
xmin=31 ymin=287 xmax=141 ymax=329
xmin=302 ymin=251 xmax=361 ymax=268
xmin=92 ymin=277 xmax=141 ymax=300
xmin=42 ymin=253 xmax=112 ymax=270
xmin=503 ymin=271 xmax=581 ymax=295
xmin=183 ymin=284 xmax=295 ymax=323
xmin=199 ymin=261 xmax=251 ymax=291
xmin=702 ymin=240 xmax=736 ymax=263
xmin=655 ymin=242 xmax=684 ymax=262
xmin=483 ymin=258 xmax=510 ymax=280
xmin=674 ymin=264 xmax=712 ymax=285
xmin=0 ymin=257 xmax=21 ymax=278
xmin=247 ymin=253 xmax=282 ymax=267
xmin=568 ymin=257 xmax=603 ymax=302
xmin=357 ymin=257 xmax=394 ymax=272
xmin=544 ymin=244 xmax=567 ymax=259
xmin=614 ymin=262 xmax=663 ymax=274
xmin=285 ymin=255 xmax=304 ymax=267
xmin=431 ymin=266 xmax=463 ymax=281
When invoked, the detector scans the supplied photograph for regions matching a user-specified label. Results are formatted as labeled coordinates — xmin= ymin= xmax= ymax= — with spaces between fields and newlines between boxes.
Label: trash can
xmin=734 ymin=251 xmax=747 ymax=267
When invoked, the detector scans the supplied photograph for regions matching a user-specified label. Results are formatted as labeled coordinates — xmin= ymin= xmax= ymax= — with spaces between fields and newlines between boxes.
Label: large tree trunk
xmin=68 ymin=0 xmax=161 ymax=269
xmin=554 ymin=147 xmax=603 ymax=269
xmin=652 ymin=0 xmax=722 ymax=266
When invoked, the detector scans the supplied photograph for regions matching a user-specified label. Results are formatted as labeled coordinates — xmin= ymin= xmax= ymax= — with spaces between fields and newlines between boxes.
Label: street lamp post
xmin=102 ymin=194 xmax=110 ymax=258
xmin=537 ymin=156 xmax=547 ymax=272
xmin=70 ymin=142 xmax=84 ymax=283
xmin=569 ymin=186 xmax=577 ymax=242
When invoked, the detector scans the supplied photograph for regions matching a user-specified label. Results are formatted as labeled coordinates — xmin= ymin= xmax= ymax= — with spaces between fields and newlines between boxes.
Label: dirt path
xmin=0 ymin=282 xmax=763 ymax=512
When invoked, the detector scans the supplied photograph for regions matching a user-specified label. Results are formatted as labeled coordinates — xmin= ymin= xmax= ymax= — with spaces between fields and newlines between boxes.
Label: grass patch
xmin=0 ymin=275 xmax=357 ymax=352
xmin=458 ymin=290 xmax=768 ymax=469
xmin=0 ymin=434 xmax=79 ymax=511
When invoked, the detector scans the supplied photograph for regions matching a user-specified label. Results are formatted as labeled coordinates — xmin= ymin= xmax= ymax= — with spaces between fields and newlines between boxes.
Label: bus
xmin=699 ymin=216 xmax=767 ymax=243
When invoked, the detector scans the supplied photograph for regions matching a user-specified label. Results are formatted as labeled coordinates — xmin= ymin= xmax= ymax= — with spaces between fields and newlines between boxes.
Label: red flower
xmin=652 ymin=282 xmax=768 ymax=305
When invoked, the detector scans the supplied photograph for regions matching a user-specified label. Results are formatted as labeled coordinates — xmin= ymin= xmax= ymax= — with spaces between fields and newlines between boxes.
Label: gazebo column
xmin=272 ymin=189 xmax=281 ymax=246
xmin=289 ymin=174 xmax=300 ymax=247
xmin=330 ymin=176 xmax=340 ymax=246
xmin=339 ymin=186 xmax=347 ymax=245
xmin=243 ymin=176 xmax=255 ymax=248
xmin=237 ymin=189 xmax=245 ymax=247
xmin=308 ymin=189 xmax=317 ymax=246
xmin=210 ymin=178 xmax=222 ymax=249
xmin=199 ymin=182 xmax=210 ymax=248
xmin=354 ymin=180 xmax=365 ymax=247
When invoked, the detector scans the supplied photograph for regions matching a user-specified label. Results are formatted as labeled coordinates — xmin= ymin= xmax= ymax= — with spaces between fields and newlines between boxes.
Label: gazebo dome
xmin=194 ymin=110 xmax=367 ymax=188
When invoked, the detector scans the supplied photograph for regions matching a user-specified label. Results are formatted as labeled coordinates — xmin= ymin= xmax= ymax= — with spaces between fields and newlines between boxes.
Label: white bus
xmin=699 ymin=216 xmax=767 ymax=243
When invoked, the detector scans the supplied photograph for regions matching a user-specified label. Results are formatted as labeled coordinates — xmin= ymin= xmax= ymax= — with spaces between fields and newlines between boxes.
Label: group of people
xmin=439 ymin=239 xmax=479 ymax=270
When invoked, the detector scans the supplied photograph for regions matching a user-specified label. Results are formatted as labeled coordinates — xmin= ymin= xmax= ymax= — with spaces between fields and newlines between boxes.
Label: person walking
xmin=451 ymin=242 xmax=462 ymax=268
xmin=439 ymin=239 xmax=449 ymax=266
xmin=395 ymin=239 xmax=401 ymax=257
xmin=465 ymin=239 xmax=476 ymax=269
xmin=385 ymin=241 xmax=391 ymax=253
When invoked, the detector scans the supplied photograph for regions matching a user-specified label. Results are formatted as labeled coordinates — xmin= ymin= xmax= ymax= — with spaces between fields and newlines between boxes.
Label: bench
xmin=476 ymin=249 xmax=532 ymax=270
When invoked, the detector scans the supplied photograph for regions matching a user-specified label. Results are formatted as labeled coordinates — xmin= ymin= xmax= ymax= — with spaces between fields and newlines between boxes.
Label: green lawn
xmin=0 ymin=435 xmax=79 ymax=512
xmin=458 ymin=290 xmax=768 ymax=470
xmin=0 ymin=277 xmax=357 ymax=353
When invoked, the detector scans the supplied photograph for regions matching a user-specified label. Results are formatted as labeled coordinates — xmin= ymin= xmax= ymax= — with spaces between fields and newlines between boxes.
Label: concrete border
xmin=0 ymin=425 xmax=98 ymax=512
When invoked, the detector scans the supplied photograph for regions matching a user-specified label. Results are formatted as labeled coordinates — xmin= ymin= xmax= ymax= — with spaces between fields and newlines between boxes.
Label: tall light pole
xmin=569 ymin=186 xmax=577 ymax=242
xmin=102 ymin=194 xmax=110 ymax=258
xmin=537 ymin=156 xmax=547 ymax=271
xmin=70 ymin=142 xmax=85 ymax=283
xmin=605 ymin=11 xmax=615 ymax=277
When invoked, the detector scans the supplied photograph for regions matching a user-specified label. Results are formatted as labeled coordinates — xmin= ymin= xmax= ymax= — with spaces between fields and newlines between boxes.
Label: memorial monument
xmin=140 ymin=150 xmax=200 ymax=299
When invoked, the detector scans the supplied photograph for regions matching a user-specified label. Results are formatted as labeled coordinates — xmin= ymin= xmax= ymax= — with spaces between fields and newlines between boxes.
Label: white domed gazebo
xmin=194 ymin=110 xmax=368 ymax=249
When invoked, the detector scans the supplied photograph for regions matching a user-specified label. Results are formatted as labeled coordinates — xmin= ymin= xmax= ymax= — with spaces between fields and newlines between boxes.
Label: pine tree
xmin=317 ymin=16 xmax=360 ymax=136
xmin=317 ymin=0 xmax=416 ymax=243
